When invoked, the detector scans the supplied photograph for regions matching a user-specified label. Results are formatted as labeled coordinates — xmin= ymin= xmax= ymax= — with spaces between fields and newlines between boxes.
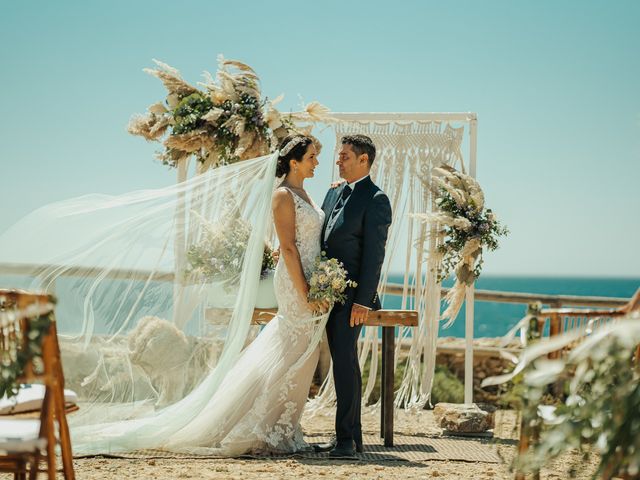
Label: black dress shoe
xmin=311 ymin=439 xmax=336 ymax=453
xmin=328 ymin=445 xmax=357 ymax=459
xmin=354 ymin=440 xmax=364 ymax=453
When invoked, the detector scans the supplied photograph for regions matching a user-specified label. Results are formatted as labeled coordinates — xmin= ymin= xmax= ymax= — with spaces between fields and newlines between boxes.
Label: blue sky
xmin=0 ymin=0 xmax=638 ymax=277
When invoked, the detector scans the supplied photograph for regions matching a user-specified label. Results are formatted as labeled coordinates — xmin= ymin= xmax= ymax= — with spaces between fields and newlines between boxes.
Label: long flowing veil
xmin=0 ymin=153 xmax=284 ymax=453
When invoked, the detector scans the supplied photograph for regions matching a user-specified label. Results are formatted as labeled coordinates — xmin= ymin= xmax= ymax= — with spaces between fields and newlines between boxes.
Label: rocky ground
xmin=0 ymin=408 xmax=601 ymax=480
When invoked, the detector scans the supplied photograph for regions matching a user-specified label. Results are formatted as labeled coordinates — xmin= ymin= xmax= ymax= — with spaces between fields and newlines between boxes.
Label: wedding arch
xmin=165 ymin=108 xmax=480 ymax=408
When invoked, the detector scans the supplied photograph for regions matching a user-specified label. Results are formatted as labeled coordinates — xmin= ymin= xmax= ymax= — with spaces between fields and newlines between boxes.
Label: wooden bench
xmin=252 ymin=308 xmax=418 ymax=447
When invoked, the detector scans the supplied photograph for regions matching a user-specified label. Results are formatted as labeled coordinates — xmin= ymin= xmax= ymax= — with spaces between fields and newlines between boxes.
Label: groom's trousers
xmin=326 ymin=300 xmax=363 ymax=448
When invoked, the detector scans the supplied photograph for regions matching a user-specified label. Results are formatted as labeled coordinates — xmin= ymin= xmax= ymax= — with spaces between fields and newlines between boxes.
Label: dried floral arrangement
xmin=128 ymin=55 xmax=333 ymax=171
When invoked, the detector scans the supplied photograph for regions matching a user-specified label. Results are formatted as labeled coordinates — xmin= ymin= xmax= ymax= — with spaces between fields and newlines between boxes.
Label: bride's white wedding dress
xmin=164 ymin=188 xmax=327 ymax=455
xmin=0 ymin=153 xmax=331 ymax=456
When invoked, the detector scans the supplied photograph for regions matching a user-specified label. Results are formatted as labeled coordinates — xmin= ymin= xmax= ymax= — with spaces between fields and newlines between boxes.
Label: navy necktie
xmin=329 ymin=185 xmax=352 ymax=221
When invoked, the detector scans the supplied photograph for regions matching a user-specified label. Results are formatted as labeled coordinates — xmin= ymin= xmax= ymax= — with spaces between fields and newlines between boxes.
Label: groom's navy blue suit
xmin=321 ymin=175 xmax=392 ymax=449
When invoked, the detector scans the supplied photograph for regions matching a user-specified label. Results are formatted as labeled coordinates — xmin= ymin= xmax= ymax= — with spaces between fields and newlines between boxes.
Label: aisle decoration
xmin=484 ymin=313 xmax=640 ymax=479
xmin=0 ymin=297 xmax=53 ymax=398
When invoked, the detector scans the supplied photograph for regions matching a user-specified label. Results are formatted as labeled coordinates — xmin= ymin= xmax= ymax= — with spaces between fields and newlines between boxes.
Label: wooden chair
xmin=251 ymin=307 xmax=418 ymax=447
xmin=0 ymin=289 xmax=75 ymax=480
xmin=540 ymin=287 xmax=640 ymax=361
xmin=515 ymin=287 xmax=640 ymax=480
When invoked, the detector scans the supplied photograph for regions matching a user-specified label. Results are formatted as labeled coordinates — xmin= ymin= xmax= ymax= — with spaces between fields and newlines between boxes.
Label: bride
xmin=0 ymin=134 xmax=335 ymax=456
xmin=162 ymin=134 xmax=330 ymax=455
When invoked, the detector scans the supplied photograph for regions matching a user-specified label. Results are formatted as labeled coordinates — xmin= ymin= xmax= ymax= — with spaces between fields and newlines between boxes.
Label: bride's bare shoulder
xmin=272 ymin=187 xmax=294 ymax=211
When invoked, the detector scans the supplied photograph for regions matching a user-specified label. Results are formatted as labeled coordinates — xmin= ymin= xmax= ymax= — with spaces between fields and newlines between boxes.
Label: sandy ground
xmin=1 ymin=409 xmax=599 ymax=480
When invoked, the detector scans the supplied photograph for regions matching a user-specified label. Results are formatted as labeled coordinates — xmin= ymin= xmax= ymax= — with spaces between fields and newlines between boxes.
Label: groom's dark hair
xmin=341 ymin=134 xmax=376 ymax=167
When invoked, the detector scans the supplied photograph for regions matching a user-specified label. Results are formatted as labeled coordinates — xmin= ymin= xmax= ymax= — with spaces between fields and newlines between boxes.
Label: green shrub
xmin=430 ymin=365 xmax=464 ymax=404
xmin=360 ymin=355 xmax=463 ymax=407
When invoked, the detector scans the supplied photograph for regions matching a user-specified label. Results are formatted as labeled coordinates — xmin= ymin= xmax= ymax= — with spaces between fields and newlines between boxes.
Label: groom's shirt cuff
xmin=353 ymin=303 xmax=371 ymax=310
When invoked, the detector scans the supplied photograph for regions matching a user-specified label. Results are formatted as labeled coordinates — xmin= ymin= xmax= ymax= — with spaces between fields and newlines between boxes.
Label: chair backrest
xmin=0 ymin=289 xmax=56 ymax=392
xmin=623 ymin=287 xmax=640 ymax=314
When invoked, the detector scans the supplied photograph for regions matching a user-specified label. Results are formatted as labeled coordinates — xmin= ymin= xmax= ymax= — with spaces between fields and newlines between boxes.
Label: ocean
xmin=1 ymin=273 xmax=638 ymax=339
xmin=383 ymin=275 xmax=640 ymax=338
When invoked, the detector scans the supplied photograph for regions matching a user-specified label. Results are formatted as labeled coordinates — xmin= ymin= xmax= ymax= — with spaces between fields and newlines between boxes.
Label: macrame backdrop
xmin=309 ymin=119 xmax=467 ymax=412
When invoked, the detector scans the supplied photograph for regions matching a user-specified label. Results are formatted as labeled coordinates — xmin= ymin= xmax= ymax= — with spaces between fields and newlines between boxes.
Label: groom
xmin=318 ymin=134 xmax=392 ymax=458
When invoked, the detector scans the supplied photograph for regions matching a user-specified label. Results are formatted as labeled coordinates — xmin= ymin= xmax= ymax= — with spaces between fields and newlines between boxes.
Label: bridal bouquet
xmin=307 ymin=252 xmax=357 ymax=312
xmin=410 ymin=165 xmax=508 ymax=323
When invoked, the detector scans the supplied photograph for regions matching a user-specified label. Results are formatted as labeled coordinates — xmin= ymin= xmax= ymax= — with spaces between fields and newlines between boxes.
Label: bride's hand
xmin=308 ymin=298 xmax=330 ymax=315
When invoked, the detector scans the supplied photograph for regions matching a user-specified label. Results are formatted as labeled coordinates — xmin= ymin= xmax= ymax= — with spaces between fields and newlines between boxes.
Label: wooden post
xmin=50 ymin=323 xmax=75 ymax=480
xmin=380 ymin=332 xmax=385 ymax=439
xmin=514 ymin=414 xmax=528 ymax=480
xmin=548 ymin=313 xmax=562 ymax=359
xmin=548 ymin=312 xmax=564 ymax=396
xmin=382 ymin=325 xmax=395 ymax=447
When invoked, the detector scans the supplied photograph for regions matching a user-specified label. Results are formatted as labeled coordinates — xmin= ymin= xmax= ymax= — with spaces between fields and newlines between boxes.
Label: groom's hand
xmin=350 ymin=303 xmax=370 ymax=327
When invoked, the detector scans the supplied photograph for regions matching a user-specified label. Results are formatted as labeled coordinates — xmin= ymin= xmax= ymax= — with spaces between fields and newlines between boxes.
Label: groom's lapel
xmin=322 ymin=185 xmax=346 ymax=242
xmin=323 ymin=186 xmax=342 ymax=227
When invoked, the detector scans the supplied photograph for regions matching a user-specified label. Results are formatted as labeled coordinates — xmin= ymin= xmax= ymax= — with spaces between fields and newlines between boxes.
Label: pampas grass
xmin=129 ymin=54 xmax=331 ymax=173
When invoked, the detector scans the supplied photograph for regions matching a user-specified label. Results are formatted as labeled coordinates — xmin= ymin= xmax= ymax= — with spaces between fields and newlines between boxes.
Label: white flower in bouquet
xmin=307 ymin=252 xmax=357 ymax=314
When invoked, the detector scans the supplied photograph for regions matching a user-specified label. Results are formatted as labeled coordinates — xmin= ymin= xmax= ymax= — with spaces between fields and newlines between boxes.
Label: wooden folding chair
xmin=0 ymin=289 xmax=75 ymax=480
xmin=541 ymin=287 xmax=640 ymax=361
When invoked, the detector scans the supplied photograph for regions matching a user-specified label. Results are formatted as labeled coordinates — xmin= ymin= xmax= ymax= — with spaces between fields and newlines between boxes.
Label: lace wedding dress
xmin=163 ymin=188 xmax=327 ymax=455
xmin=0 ymin=153 xmax=330 ymax=456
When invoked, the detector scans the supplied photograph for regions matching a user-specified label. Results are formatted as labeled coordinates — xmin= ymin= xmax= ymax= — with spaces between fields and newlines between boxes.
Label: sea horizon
xmin=1 ymin=272 xmax=637 ymax=340
xmin=384 ymin=274 xmax=639 ymax=339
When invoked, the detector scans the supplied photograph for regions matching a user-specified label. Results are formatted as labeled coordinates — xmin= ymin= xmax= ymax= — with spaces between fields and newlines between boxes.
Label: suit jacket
xmin=321 ymin=176 xmax=392 ymax=310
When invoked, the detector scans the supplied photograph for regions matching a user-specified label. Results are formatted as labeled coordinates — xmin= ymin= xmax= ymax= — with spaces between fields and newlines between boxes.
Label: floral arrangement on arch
xmin=411 ymin=165 xmax=508 ymax=324
xmin=128 ymin=55 xmax=333 ymax=171
xmin=185 ymin=210 xmax=275 ymax=287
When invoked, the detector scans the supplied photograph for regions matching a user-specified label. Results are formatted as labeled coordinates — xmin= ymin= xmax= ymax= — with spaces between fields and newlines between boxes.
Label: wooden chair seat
xmin=1 ymin=384 xmax=78 ymax=416
xmin=0 ymin=419 xmax=46 ymax=454
xmin=0 ymin=439 xmax=48 ymax=456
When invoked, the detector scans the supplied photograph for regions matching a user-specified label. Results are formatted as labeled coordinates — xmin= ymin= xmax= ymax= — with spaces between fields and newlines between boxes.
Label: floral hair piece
xmin=279 ymin=136 xmax=307 ymax=157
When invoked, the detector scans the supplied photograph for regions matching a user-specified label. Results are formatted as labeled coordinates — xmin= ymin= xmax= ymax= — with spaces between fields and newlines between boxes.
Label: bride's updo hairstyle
xmin=276 ymin=135 xmax=313 ymax=177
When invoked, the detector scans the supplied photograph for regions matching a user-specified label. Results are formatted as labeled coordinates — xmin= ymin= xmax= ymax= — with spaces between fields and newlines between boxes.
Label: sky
xmin=0 ymin=0 xmax=639 ymax=277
